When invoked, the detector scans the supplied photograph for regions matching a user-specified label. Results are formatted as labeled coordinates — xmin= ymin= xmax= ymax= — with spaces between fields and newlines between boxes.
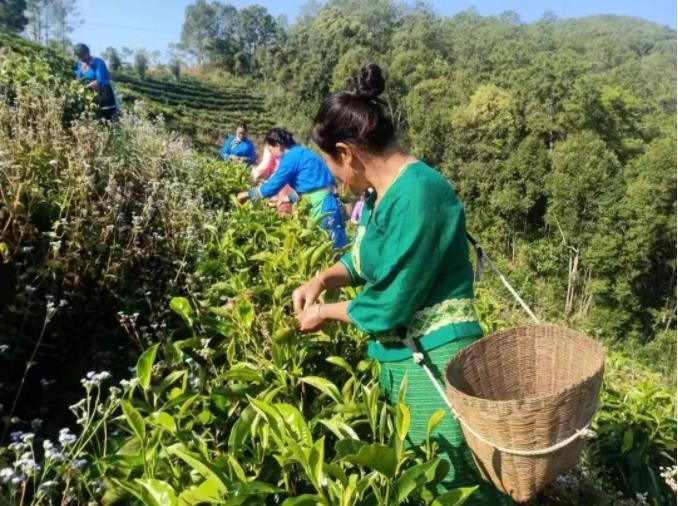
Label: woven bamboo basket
xmin=444 ymin=325 xmax=604 ymax=503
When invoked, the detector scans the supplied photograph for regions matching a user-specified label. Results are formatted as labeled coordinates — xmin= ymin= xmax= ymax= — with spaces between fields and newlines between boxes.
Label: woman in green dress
xmin=293 ymin=64 xmax=511 ymax=504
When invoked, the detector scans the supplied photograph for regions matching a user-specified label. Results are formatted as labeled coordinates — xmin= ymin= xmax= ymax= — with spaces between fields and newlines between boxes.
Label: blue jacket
xmin=250 ymin=145 xmax=336 ymax=200
xmin=220 ymin=136 xmax=256 ymax=165
xmin=75 ymin=57 xmax=111 ymax=86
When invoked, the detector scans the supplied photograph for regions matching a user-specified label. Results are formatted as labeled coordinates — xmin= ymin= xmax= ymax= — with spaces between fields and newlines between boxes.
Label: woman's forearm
xmin=319 ymin=301 xmax=352 ymax=324
xmin=316 ymin=261 xmax=352 ymax=290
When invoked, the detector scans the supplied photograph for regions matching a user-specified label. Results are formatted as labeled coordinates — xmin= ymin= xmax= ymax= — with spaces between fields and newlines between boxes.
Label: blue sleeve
xmin=220 ymin=136 xmax=234 ymax=159
xmin=75 ymin=62 xmax=82 ymax=79
xmin=94 ymin=59 xmax=110 ymax=86
xmin=244 ymin=142 xmax=256 ymax=164
xmin=251 ymin=153 xmax=297 ymax=199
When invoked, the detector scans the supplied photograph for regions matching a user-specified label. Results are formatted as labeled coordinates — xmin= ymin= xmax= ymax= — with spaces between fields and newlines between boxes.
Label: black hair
xmin=73 ymin=43 xmax=90 ymax=58
xmin=265 ymin=127 xmax=296 ymax=148
xmin=237 ymin=121 xmax=248 ymax=131
xmin=311 ymin=63 xmax=395 ymax=156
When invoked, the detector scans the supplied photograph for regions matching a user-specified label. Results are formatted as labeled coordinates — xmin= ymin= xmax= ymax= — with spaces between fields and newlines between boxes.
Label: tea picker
xmin=296 ymin=63 xmax=602 ymax=505
xmin=73 ymin=43 xmax=120 ymax=121
xmin=401 ymin=233 xmax=605 ymax=503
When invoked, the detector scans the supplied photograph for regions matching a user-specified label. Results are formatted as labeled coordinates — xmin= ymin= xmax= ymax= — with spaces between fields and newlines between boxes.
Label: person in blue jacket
xmin=74 ymin=43 xmax=119 ymax=120
xmin=220 ymin=122 xmax=257 ymax=165
xmin=237 ymin=128 xmax=348 ymax=249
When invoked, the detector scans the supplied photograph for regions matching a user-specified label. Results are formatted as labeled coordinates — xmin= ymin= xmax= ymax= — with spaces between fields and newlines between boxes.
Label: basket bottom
xmin=466 ymin=433 xmax=587 ymax=503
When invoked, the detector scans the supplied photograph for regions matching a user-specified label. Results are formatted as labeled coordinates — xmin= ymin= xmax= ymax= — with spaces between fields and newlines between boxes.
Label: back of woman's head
xmin=265 ymin=127 xmax=295 ymax=148
xmin=73 ymin=43 xmax=90 ymax=58
xmin=312 ymin=63 xmax=395 ymax=156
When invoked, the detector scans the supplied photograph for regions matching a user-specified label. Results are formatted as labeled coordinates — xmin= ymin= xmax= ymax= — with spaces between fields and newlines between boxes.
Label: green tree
xmin=134 ymin=49 xmax=149 ymax=78
xmin=25 ymin=0 xmax=79 ymax=50
xmin=25 ymin=0 xmax=49 ymax=43
xmin=236 ymin=5 xmax=278 ymax=72
xmin=587 ymin=129 xmax=676 ymax=340
xmin=169 ymin=58 xmax=181 ymax=80
xmin=545 ymin=131 xmax=622 ymax=318
xmin=180 ymin=0 xmax=220 ymax=65
xmin=101 ymin=47 xmax=122 ymax=72
xmin=50 ymin=0 xmax=79 ymax=53
xmin=0 ymin=0 xmax=28 ymax=33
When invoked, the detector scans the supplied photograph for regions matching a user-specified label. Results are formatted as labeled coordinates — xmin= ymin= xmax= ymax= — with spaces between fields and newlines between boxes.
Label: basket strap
xmin=453 ymin=405 xmax=597 ymax=457
xmin=404 ymin=337 xmax=597 ymax=457
xmin=466 ymin=232 xmax=541 ymax=325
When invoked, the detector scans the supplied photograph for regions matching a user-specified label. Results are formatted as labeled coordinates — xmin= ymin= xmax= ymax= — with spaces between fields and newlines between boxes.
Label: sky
xmin=71 ymin=0 xmax=677 ymax=58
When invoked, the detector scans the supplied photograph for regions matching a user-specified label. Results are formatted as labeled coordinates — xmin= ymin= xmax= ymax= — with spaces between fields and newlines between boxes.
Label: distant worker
xmin=74 ymin=43 xmax=119 ymax=120
xmin=237 ymin=128 xmax=347 ymax=248
xmin=220 ymin=122 xmax=256 ymax=165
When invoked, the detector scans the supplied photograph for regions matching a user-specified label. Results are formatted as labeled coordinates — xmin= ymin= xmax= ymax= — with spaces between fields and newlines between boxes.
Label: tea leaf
xmin=120 ymin=401 xmax=146 ymax=443
xmin=178 ymin=478 xmax=223 ymax=505
xmin=228 ymin=405 xmax=257 ymax=453
xmin=170 ymin=296 xmax=194 ymax=327
xmin=396 ymin=402 xmax=411 ymax=441
xmin=281 ymin=495 xmax=322 ymax=506
xmin=300 ymin=376 xmax=341 ymax=403
xmin=149 ymin=411 xmax=177 ymax=434
xmin=137 ymin=479 xmax=178 ymax=506
xmin=137 ymin=343 xmax=159 ymax=390
xmin=318 ymin=419 xmax=360 ymax=440
xmin=308 ymin=437 xmax=325 ymax=491
xmin=326 ymin=356 xmax=354 ymax=375
xmin=427 ymin=410 xmax=446 ymax=438
xmin=168 ymin=445 xmax=230 ymax=495
xmin=431 ymin=486 xmax=478 ymax=506
xmin=337 ymin=441 xmax=397 ymax=478
xmin=396 ymin=458 xmax=441 ymax=502
xmin=621 ymin=428 xmax=634 ymax=453
xmin=105 ymin=478 xmax=144 ymax=504
xmin=277 ymin=403 xmax=312 ymax=445
xmin=219 ymin=365 xmax=264 ymax=383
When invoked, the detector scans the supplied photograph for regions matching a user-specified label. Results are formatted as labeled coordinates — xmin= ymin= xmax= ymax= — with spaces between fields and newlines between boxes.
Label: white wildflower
xmin=58 ymin=428 xmax=76 ymax=446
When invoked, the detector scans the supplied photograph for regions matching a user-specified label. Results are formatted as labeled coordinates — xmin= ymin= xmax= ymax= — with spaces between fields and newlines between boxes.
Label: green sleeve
xmin=339 ymin=250 xmax=365 ymax=286
xmin=347 ymin=191 xmax=460 ymax=335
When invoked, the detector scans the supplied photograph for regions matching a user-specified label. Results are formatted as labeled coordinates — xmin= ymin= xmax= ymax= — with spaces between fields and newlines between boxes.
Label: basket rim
xmin=445 ymin=324 xmax=605 ymax=407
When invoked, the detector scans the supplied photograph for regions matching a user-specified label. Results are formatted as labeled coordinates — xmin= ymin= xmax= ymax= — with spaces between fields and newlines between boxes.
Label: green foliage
xmin=133 ymin=49 xmax=149 ymax=78
xmin=179 ymin=0 xmax=279 ymax=72
xmin=588 ymin=352 xmax=676 ymax=504
xmin=0 ymin=0 xmax=27 ymax=33
xmin=115 ymin=72 xmax=273 ymax=147
xmin=168 ymin=57 xmax=181 ymax=80
xmin=257 ymin=3 xmax=676 ymax=362
xmin=101 ymin=46 xmax=122 ymax=72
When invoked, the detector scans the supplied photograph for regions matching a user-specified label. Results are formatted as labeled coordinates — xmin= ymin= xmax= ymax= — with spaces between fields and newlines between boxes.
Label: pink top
xmin=251 ymin=146 xmax=277 ymax=181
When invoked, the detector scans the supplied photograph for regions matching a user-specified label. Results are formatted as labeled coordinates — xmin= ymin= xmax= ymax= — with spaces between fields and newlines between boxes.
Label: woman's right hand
xmin=292 ymin=277 xmax=325 ymax=316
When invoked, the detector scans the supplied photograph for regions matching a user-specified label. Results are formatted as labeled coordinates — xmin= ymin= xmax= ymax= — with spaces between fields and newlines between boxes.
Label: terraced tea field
xmin=116 ymin=73 xmax=275 ymax=148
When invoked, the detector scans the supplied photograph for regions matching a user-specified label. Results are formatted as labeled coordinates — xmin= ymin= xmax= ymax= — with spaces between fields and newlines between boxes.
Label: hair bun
xmin=355 ymin=63 xmax=385 ymax=100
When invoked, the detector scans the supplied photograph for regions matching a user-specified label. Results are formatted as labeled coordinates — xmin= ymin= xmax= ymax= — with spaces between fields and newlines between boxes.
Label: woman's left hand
xmin=297 ymin=304 xmax=324 ymax=332
xmin=236 ymin=191 xmax=249 ymax=204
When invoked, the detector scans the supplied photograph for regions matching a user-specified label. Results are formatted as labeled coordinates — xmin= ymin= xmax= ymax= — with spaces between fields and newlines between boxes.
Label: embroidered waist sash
xmin=377 ymin=297 xmax=478 ymax=344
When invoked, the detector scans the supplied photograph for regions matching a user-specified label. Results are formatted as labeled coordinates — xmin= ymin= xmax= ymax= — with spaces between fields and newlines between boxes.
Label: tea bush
xmin=115 ymin=73 xmax=274 ymax=148
xmin=0 ymin=44 xmax=226 ymax=439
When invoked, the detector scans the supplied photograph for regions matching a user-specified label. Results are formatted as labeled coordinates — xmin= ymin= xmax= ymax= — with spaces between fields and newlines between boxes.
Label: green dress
xmin=339 ymin=161 xmax=511 ymax=505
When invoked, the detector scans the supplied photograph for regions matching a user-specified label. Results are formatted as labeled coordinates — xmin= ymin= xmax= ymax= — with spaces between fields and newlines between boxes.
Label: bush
xmin=586 ymin=352 xmax=676 ymax=505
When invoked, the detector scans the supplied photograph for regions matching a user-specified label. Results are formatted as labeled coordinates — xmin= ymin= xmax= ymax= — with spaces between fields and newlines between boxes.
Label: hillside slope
xmin=116 ymin=73 xmax=274 ymax=149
